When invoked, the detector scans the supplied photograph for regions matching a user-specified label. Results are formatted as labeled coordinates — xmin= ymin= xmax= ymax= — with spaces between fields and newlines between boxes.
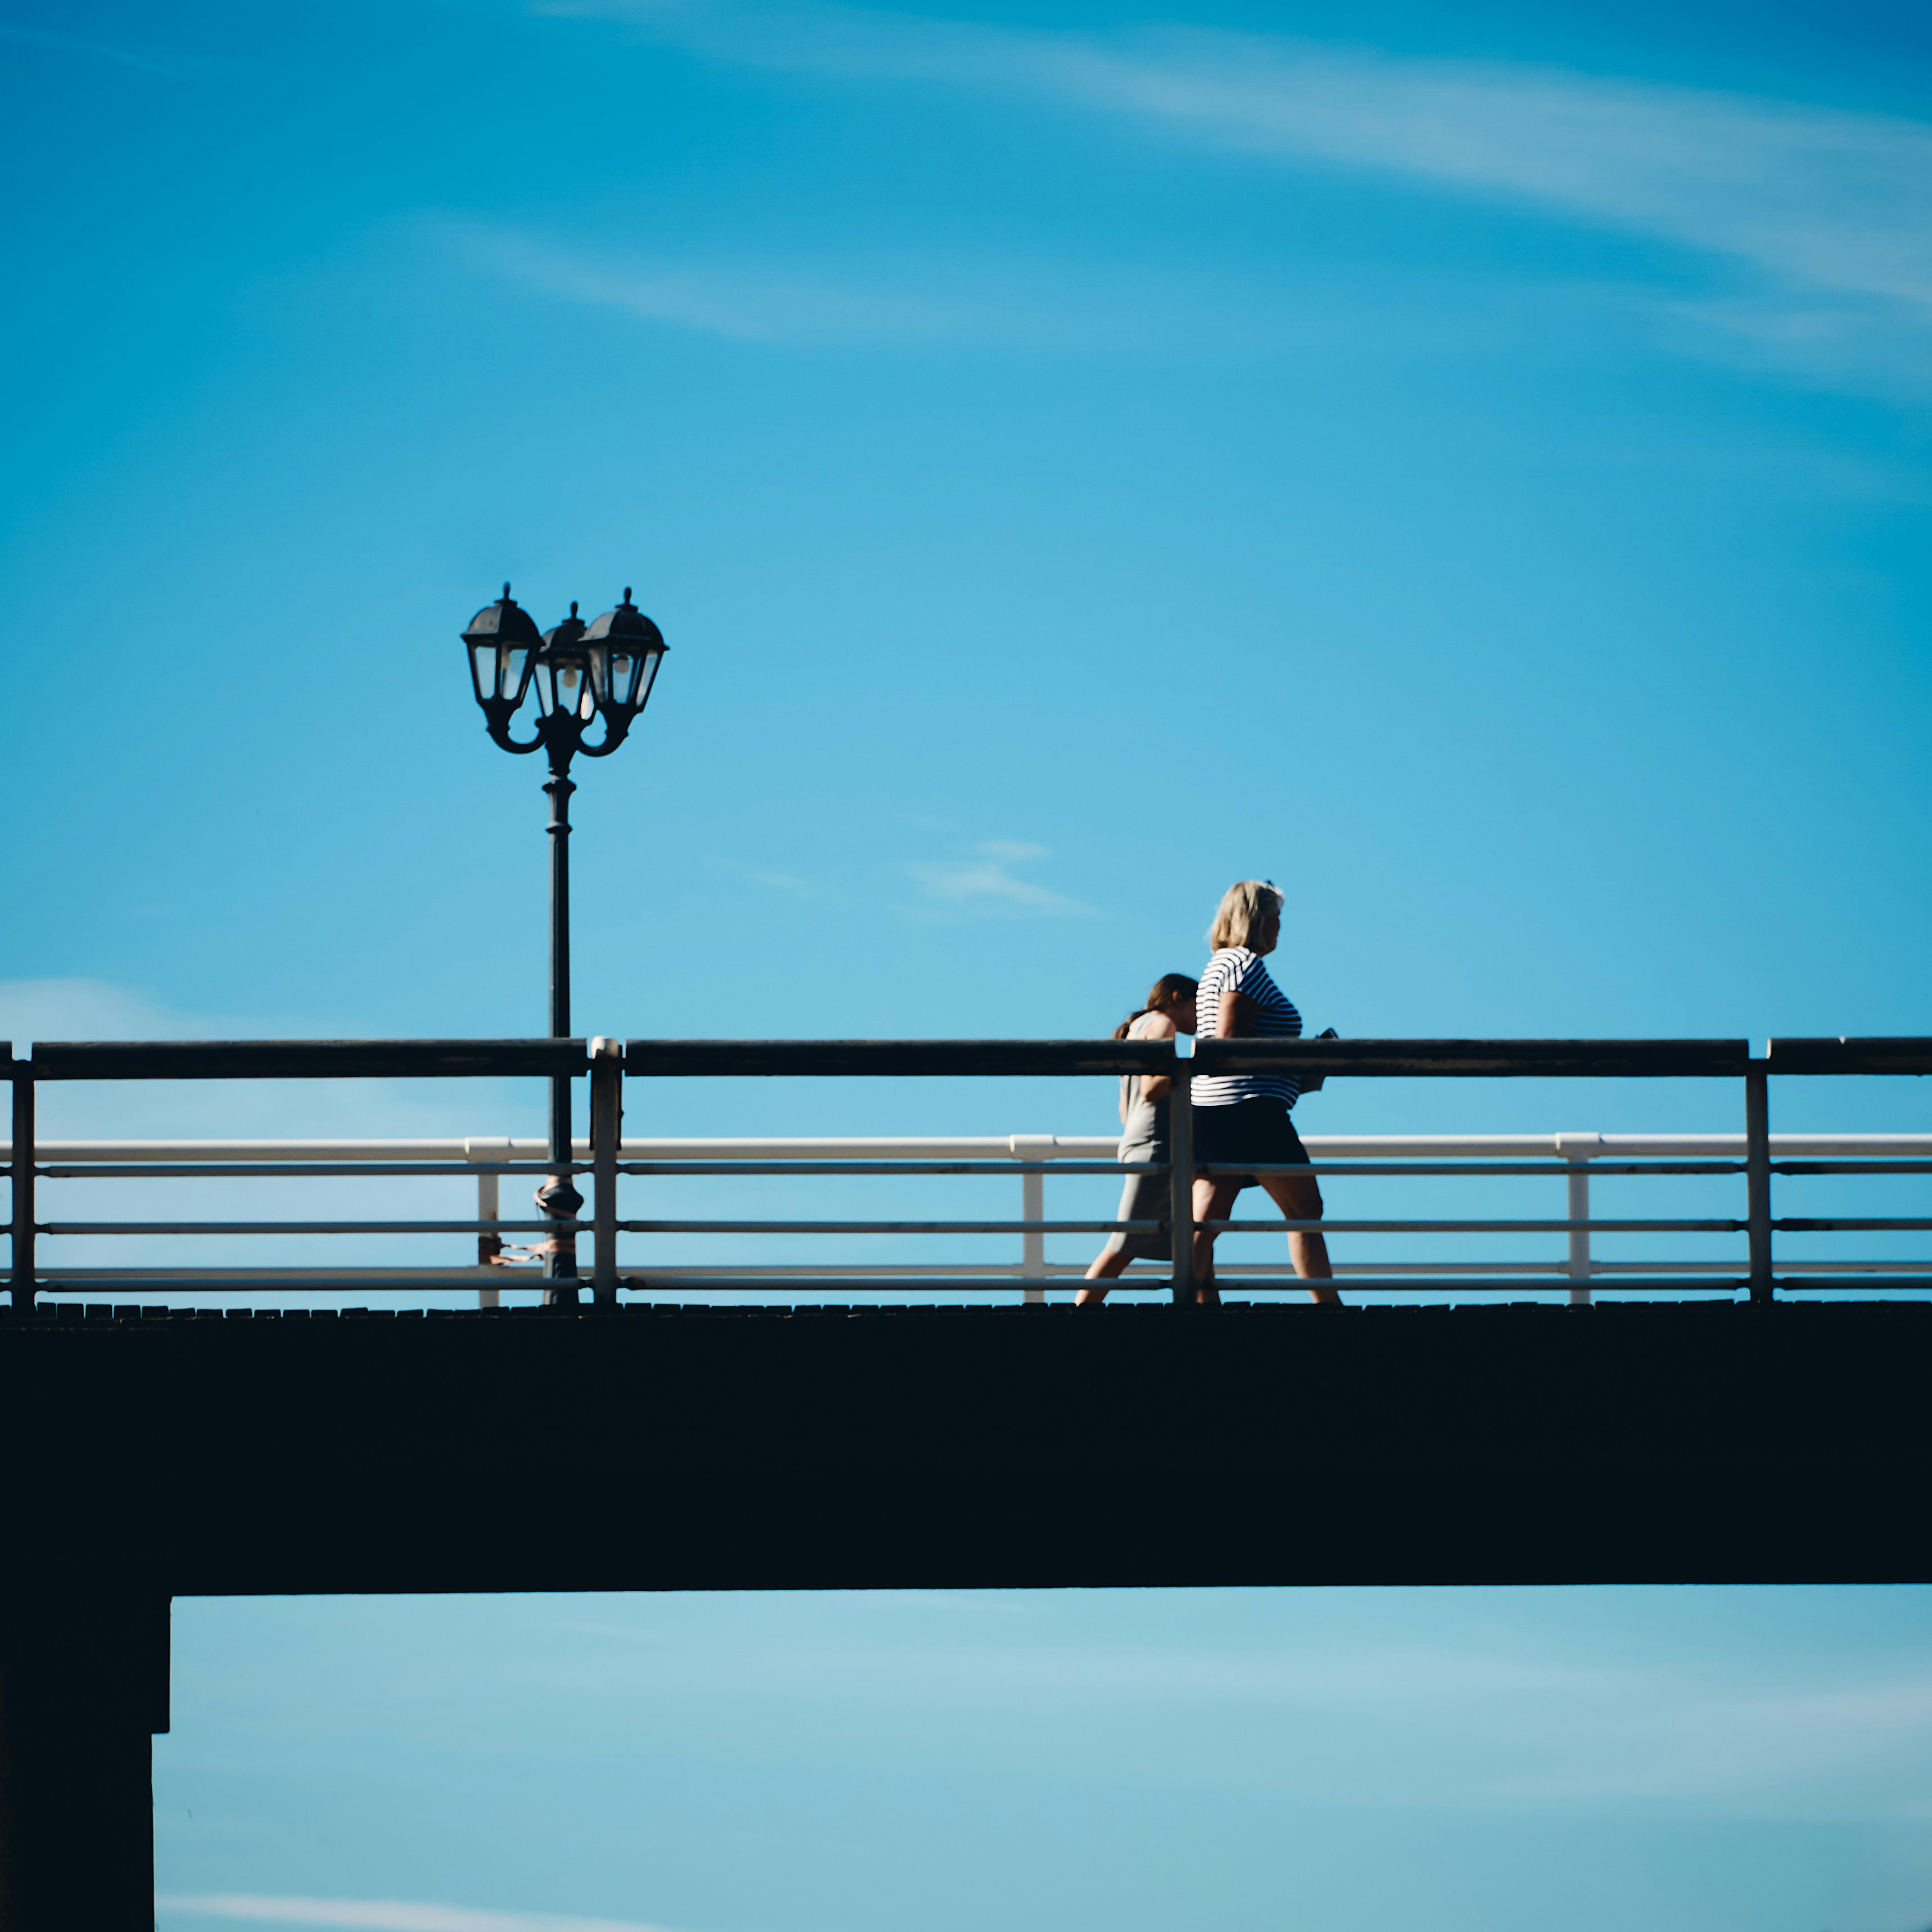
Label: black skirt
xmin=1192 ymin=1100 xmax=1310 ymax=1192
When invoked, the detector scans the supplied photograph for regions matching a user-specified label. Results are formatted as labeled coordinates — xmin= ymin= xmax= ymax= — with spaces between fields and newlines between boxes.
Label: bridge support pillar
xmin=0 ymin=1592 xmax=169 ymax=1931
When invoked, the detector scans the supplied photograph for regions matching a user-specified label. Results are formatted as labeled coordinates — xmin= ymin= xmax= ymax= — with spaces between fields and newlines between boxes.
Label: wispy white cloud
xmin=903 ymin=840 xmax=1098 ymax=917
xmin=0 ymin=16 xmax=185 ymax=75
xmin=438 ymin=220 xmax=1272 ymax=350
xmin=159 ymin=1899 xmax=680 ymax=1932
xmin=588 ymin=1622 xmax=1932 ymax=1817
xmin=444 ymin=223 xmax=970 ymax=343
xmin=750 ymin=871 xmax=816 ymax=901
xmin=541 ymin=0 xmax=1932 ymax=390
xmin=472 ymin=1600 xmax=1932 ymax=1821
xmin=0 ymin=976 xmax=197 ymax=1048
xmin=0 ymin=979 xmax=535 ymax=1142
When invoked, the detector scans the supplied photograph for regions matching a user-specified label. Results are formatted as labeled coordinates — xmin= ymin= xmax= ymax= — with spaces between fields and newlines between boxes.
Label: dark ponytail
xmin=1112 ymin=972 xmax=1198 ymax=1039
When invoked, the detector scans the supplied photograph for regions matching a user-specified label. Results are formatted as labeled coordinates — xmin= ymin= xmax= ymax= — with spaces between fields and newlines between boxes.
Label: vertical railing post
xmin=478 ymin=1168 xmax=501 ymax=1310
xmin=1566 ymin=1166 xmax=1591 ymax=1305
xmin=10 ymin=1053 xmax=35 ymax=1314
xmin=590 ymin=1037 xmax=623 ymax=1310
xmin=467 ymin=1137 xmax=509 ymax=1310
xmin=1009 ymin=1136 xmax=1053 ymax=1305
xmin=1555 ymin=1133 xmax=1599 ymax=1307
xmin=1746 ymin=1059 xmax=1773 ymax=1306
xmin=1021 ymin=1170 xmax=1046 ymax=1304
xmin=1168 ymin=1047 xmax=1196 ymax=1307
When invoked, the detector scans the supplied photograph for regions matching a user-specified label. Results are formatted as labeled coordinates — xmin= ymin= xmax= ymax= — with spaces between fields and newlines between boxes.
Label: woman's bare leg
xmin=1256 ymin=1172 xmax=1338 ymax=1302
xmin=1075 ymin=1246 xmax=1133 ymax=1306
xmin=1190 ymin=1177 xmax=1241 ymax=1307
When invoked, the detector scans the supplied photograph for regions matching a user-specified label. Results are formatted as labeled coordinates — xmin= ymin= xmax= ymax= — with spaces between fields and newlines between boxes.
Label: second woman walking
xmin=1076 ymin=973 xmax=1197 ymax=1306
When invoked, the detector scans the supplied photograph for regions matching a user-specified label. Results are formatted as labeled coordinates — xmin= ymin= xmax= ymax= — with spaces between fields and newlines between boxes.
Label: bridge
xmin=3 ymin=1033 xmax=1929 ymax=1928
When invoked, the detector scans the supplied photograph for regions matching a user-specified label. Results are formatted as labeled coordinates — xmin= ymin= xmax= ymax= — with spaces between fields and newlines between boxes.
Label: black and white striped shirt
xmin=1192 ymin=947 xmax=1302 ymax=1108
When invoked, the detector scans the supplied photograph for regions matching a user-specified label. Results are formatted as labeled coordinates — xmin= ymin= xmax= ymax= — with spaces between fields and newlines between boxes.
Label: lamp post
xmin=463 ymin=583 xmax=667 ymax=1301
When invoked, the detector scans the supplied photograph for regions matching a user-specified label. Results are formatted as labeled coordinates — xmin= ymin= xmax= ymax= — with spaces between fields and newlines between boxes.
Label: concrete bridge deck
xmin=9 ymin=1296 xmax=1928 ymax=1595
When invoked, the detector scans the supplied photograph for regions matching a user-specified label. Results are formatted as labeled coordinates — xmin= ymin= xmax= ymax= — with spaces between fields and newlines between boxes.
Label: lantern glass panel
xmin=549 ymin=655 xmax=591 ymax=720
xmin=632 ymin=649 xmax=662 ymax=712
xmin=469 ymin=640 xmax=499 ymax=705
xmin=501 ymin=643 xmax=535 ymax=708
xmin=613 ymin=648 xmax=661 ymax=711
xmin=585 ymin=643 xmax=613 ymax=709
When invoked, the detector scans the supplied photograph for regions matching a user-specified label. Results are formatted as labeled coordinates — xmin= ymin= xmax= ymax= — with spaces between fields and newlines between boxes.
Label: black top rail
xmin=11 ymin=1040 xmax=590 ymax=1082
xmin=621 ymin=1039 xmax=1176 ymax=1078
xmin=619 ymin=1038 xmax=1758 ymax=1079
xmin=1768 ymin=1038 xmax=1932 ymax=1075
xmin=1191 ymin=1039 xmax=1754 ymax=1079
xmin=6 ymin=1038 xmax=1926 ymax=1083
xmin=8 ymin=1037 xmax=1926 ymax=1083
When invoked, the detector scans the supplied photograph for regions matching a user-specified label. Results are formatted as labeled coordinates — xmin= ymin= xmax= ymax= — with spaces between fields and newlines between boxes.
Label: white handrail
xmin=12 ymin=1132 xmax=1932 ymax=1161
xmin=13 ymin=1131 xmax=1929 ymax=1304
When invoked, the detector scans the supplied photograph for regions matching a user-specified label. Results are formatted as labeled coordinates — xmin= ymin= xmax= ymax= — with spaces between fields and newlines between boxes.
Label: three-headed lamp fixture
xmin=463 ymin=585 xmax=667 ymax=759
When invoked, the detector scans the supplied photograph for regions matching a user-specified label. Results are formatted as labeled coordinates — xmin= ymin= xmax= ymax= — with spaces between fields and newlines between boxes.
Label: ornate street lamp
xmin=462 ymin=584 xmax=668 ymax=1300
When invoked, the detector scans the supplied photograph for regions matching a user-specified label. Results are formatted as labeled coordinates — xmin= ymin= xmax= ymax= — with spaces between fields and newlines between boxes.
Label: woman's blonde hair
xmin=1207 ymin=879 xmax=1284 ymax=952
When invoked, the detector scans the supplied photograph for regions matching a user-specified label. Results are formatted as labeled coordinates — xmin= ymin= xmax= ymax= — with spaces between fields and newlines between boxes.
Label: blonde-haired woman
xmin=1076 ymin=974 xmax=1197 ymax=1307
xmin=1191 ymin=881 xmax=1338 ymax=1305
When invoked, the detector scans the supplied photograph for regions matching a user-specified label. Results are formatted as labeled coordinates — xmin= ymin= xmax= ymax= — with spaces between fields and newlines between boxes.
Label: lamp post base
xmin=537 ymin=1174 xmax=584 ymax=1307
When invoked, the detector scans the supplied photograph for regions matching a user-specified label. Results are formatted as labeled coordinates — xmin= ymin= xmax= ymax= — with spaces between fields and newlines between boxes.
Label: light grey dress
xmin=1103 ymin=1073 xmax=1171 ymax=1263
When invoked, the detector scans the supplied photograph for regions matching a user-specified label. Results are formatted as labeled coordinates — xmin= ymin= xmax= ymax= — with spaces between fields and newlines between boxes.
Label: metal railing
xmin=6 ymin=1035 xmax=1930 ymax=1310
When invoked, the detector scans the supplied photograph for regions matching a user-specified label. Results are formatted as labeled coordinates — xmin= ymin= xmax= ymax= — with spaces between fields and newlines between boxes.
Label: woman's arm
xmin=1134 ymin=1011 xmax=1178 ymax=1101
xmin=1214 ymin=989 xmax=1256 ymax=1039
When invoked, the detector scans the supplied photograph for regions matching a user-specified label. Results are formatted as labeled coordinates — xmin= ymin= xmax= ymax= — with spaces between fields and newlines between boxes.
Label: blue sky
xmin=3 ymin=0 xmax=1930 ymax=1075
xmin=4 ymin=0 xmax=1932 ymax=1926
xmin=157 ymin=1585 xmax=1932 ymax=1932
